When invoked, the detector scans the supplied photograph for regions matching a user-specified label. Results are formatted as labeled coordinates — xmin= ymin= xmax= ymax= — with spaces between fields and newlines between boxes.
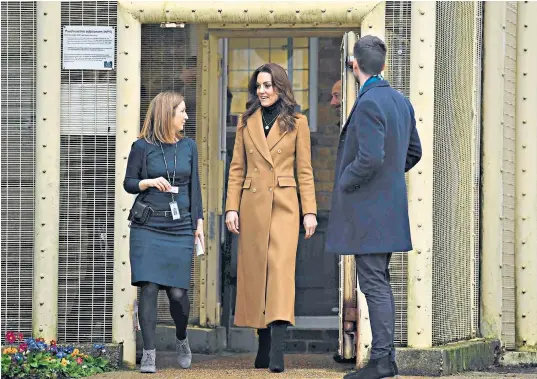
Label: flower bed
xmin=1 ymin=331 xmax=116 ymax=379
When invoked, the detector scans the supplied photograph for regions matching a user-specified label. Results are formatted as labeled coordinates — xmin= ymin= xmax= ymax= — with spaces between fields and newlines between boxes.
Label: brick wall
xmin=311 ymin=124 xmax=339 ymax=211
xmin=310 ymin=37 xmax=342 ymax=212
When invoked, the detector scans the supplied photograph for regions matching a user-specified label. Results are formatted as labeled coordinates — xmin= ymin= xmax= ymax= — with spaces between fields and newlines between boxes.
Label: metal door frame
xmin=114 ymin=0 xmax=384 ymax=366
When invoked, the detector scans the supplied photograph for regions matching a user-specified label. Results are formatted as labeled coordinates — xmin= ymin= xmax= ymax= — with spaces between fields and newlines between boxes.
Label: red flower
xmin=17 ymin=333 xmax=24 ymax=342
xmin=18 ymin=343 xmax=28 ymax=352
xmin=50 ymin=340 xmax=57 ymax=346
xmin=36 ymin=337 xmax=45 ymax=343
xmin=76 ymin=357 xmax=83 ymax=365
xmin=5 ymin=331 xmax=16 ymax=344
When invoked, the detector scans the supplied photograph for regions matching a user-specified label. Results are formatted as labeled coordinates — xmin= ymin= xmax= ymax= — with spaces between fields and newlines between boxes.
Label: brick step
xmin=284 ymin=328 xmax=339 ymax=354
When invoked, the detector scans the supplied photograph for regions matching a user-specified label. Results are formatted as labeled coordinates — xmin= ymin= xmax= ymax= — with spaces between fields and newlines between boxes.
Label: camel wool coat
xmin=226 ymin=108 xmax=317 ymax=329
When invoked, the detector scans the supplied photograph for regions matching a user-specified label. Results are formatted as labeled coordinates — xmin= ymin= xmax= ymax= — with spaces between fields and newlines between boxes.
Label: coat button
xmin=277 ymin=149 xmax=282 ymax=154
xmin=254 ymin=167 xmax=258 ymax=172
xmin=249 ymin=149 xmax=253 ymax=153
xmin=252 ymin=188 xmax=257 ymax=193
xmin=270 ymin=167 xmax=273 ymax=171
xmin=269 ymin=187 xmax=273 ymax=192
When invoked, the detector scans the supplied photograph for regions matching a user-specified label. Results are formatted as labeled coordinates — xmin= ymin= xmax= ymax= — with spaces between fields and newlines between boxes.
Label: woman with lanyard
xmin=123 ymin=91 xmax=204 ymax=373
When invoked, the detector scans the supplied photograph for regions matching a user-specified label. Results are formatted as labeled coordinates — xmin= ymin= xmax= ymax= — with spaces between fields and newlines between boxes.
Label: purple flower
xmin=28 ymin=342 xmax=39 ymax=352
xmin=56 ymin=351 xmax=66 ymax=359
xmin=63 ymin=345 xmax=74 ymax=354
xmin=49 ymin=345 xmax=58 ymax=354
xmin=13 ymin=353 xmax=24 ymax=363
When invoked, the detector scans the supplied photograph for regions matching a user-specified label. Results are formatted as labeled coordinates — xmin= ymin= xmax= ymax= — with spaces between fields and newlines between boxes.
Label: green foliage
xmin=2 ymin=331 xmax=115 ymax=379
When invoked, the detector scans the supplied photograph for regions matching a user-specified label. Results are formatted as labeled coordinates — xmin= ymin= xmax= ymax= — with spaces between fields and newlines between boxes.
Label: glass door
xmin=220 ymin=34 xmax=345 ymax=328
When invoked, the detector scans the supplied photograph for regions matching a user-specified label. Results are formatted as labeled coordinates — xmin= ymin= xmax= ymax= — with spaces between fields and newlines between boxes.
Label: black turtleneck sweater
xmin=261 ymin=99 xmax=281 ymax=137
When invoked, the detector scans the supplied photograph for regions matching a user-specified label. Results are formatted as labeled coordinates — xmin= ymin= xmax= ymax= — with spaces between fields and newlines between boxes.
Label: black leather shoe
xmin=392 ymin=360 xmax=399 ymax=377
xmin=269 ymin=323 xmax=287 ymax=373
xmin=333 ymin=352 xmax=356 ymax=364
xmin=343 ymin=355 xmax=396 ymax=379
xmin=254 ymin=328 xmax=271 ymax=369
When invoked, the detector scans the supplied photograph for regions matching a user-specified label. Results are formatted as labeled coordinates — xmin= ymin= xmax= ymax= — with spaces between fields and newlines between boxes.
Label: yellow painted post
xmin=407 ymin=1 xmax=435 ymax=348
xmin=206 ymin=34 xmax=222 ymax=327
xmin=198 ymin=28 xmax=210 ymax=327
xmin=515 ymin=0 xmax=537 ymax=350
xmin=33 ymin=1 xmax=61 ymax=341
xmin=480 ymin=1 xmax=506 ymax=341
xmin=112 ymin=4 xmax=141 ymax=368
xmin=340 ymin=31 xmax=358 ymax=362
xmin=355 ymin=3 xmax=385 ymax=366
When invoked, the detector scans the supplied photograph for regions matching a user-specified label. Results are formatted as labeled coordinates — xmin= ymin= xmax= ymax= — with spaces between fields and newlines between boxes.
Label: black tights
xmin=138 ymin=282 xmax=190 ymax=350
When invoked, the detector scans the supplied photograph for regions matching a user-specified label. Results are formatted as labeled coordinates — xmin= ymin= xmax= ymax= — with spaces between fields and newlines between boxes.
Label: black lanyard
xmin=159 ymin=142 xmax=177 ymax=202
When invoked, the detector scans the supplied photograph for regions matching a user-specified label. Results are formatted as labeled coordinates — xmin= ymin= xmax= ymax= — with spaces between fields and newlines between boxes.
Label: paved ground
xmin=89 ymin=353 xmax=537 ymax=379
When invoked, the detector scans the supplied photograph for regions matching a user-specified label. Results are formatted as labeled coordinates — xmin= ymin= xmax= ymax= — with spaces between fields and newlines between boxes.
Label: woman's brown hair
xmin=139 ymin=91 xmax=185 ymax=144
xmin=241 ymin=63 xmax=298 ymax=132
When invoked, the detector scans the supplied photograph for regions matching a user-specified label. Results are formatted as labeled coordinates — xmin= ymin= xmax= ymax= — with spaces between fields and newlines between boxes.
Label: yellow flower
xmin=61 ymin=358 xmax=68 ymax=366
xmin=71 ymin=348 xmax=80 ymax=357
xmin=3 ymin=348 xmax=10 ymax=354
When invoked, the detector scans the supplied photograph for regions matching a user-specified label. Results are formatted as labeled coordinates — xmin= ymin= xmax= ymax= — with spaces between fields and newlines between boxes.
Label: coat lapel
xmin=341 ymin=100 xmax=358 ymax=133
xmin=247 ymin=109 xmax=274 ymax=166
xmin=266 ymin=117 xmax=287 ymax=151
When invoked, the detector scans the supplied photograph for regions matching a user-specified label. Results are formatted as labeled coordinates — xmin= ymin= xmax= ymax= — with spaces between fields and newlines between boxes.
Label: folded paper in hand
xmin=195 ymin=237 xmax=204 ymax=256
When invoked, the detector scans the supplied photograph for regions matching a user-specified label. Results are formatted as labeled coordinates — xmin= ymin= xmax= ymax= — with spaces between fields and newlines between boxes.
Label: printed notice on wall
xmin=62 ymin=26 xmax=115 ymax=70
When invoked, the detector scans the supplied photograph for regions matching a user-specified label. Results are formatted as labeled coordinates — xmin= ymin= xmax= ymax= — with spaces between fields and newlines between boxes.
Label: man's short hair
xmin=353 ymin=35 xmax=386 ymax=76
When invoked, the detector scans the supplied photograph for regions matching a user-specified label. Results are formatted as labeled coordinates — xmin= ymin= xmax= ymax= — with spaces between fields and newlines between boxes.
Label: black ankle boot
xmin=343 ymin=355 xmax=396 ymax=379
xmin=254 ymin=328 xmax=271 ymax=369
xmin=269 ymin=322 xmax=287 ymax=373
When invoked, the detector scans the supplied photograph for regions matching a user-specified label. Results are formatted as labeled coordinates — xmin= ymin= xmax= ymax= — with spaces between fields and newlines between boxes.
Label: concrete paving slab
xmin=89 ymin=353 xmax=537 ymax=379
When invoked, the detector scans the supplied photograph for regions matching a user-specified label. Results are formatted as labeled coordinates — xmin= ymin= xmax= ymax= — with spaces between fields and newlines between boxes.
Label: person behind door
xmin=330 ymin=79 xmax=342 ymax=126
xmin=225 ymin=63 xmax=318 ymax=373
xmin=325 ymin=35 xmax=422 ymax=379
xmin=123 ymin=91 xmax=205 ymax=374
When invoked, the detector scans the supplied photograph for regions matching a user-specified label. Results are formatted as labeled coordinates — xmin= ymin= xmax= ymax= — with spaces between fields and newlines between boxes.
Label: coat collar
xmin=246 ymin=109 xmax=274 ymax=166
xmin=340 ymin=80 xmax=390 ymax=132
xmin=358 ymin=79 xmax=390 ymax=98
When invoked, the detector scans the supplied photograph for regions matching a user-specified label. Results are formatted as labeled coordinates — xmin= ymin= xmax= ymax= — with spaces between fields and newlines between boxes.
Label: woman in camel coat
xmin=225 ymin=63 xmax=317 ymax=373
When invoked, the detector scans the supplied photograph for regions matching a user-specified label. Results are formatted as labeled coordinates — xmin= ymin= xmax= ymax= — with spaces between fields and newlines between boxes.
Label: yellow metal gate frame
xmin=112 ymin=0 xmax=380 ymax=367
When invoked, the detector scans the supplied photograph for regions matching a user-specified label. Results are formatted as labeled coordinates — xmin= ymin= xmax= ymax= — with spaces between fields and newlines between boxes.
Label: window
xmin=228 ymin=37 xmax=312 ymax=125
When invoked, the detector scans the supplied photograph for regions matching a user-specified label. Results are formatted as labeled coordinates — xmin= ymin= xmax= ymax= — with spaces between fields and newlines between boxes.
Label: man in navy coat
xmin=326 ymin=35 xmax=422 ymax=379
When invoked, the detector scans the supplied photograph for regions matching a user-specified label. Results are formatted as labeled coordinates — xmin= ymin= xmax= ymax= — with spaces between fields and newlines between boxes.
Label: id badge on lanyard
xmin=169 ymin=201 xmax=181 ymax=220
xmin=161 ymin=142 xmax=181 ymax=220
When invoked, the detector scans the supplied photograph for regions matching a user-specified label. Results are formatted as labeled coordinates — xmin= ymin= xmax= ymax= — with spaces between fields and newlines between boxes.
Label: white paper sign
xmin=63 ymin=26 xmax=115 ymax=70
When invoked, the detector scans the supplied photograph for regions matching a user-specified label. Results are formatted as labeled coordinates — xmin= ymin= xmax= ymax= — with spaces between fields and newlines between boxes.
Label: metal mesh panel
xmin=0 ymin=1 xmax=36 ymax=342
xmin=432 ymin=1 xmax=482 ymax=345
xmin=385 ymin=0 xmax=411 ymax=347
xmin=58 ymin=1 xmax=117 ymax=343
xmin=140 ymin=24 xmax=201 ymax=325
xmin=501 ymin=1 xmax=518 ymax=351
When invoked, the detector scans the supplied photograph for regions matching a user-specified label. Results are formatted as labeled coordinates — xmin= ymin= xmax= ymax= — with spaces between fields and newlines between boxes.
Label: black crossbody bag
xmin=128 ymin=192 xmax=152 ymax=225
xmin=127 ymin=141 xmax=153 ymax=225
